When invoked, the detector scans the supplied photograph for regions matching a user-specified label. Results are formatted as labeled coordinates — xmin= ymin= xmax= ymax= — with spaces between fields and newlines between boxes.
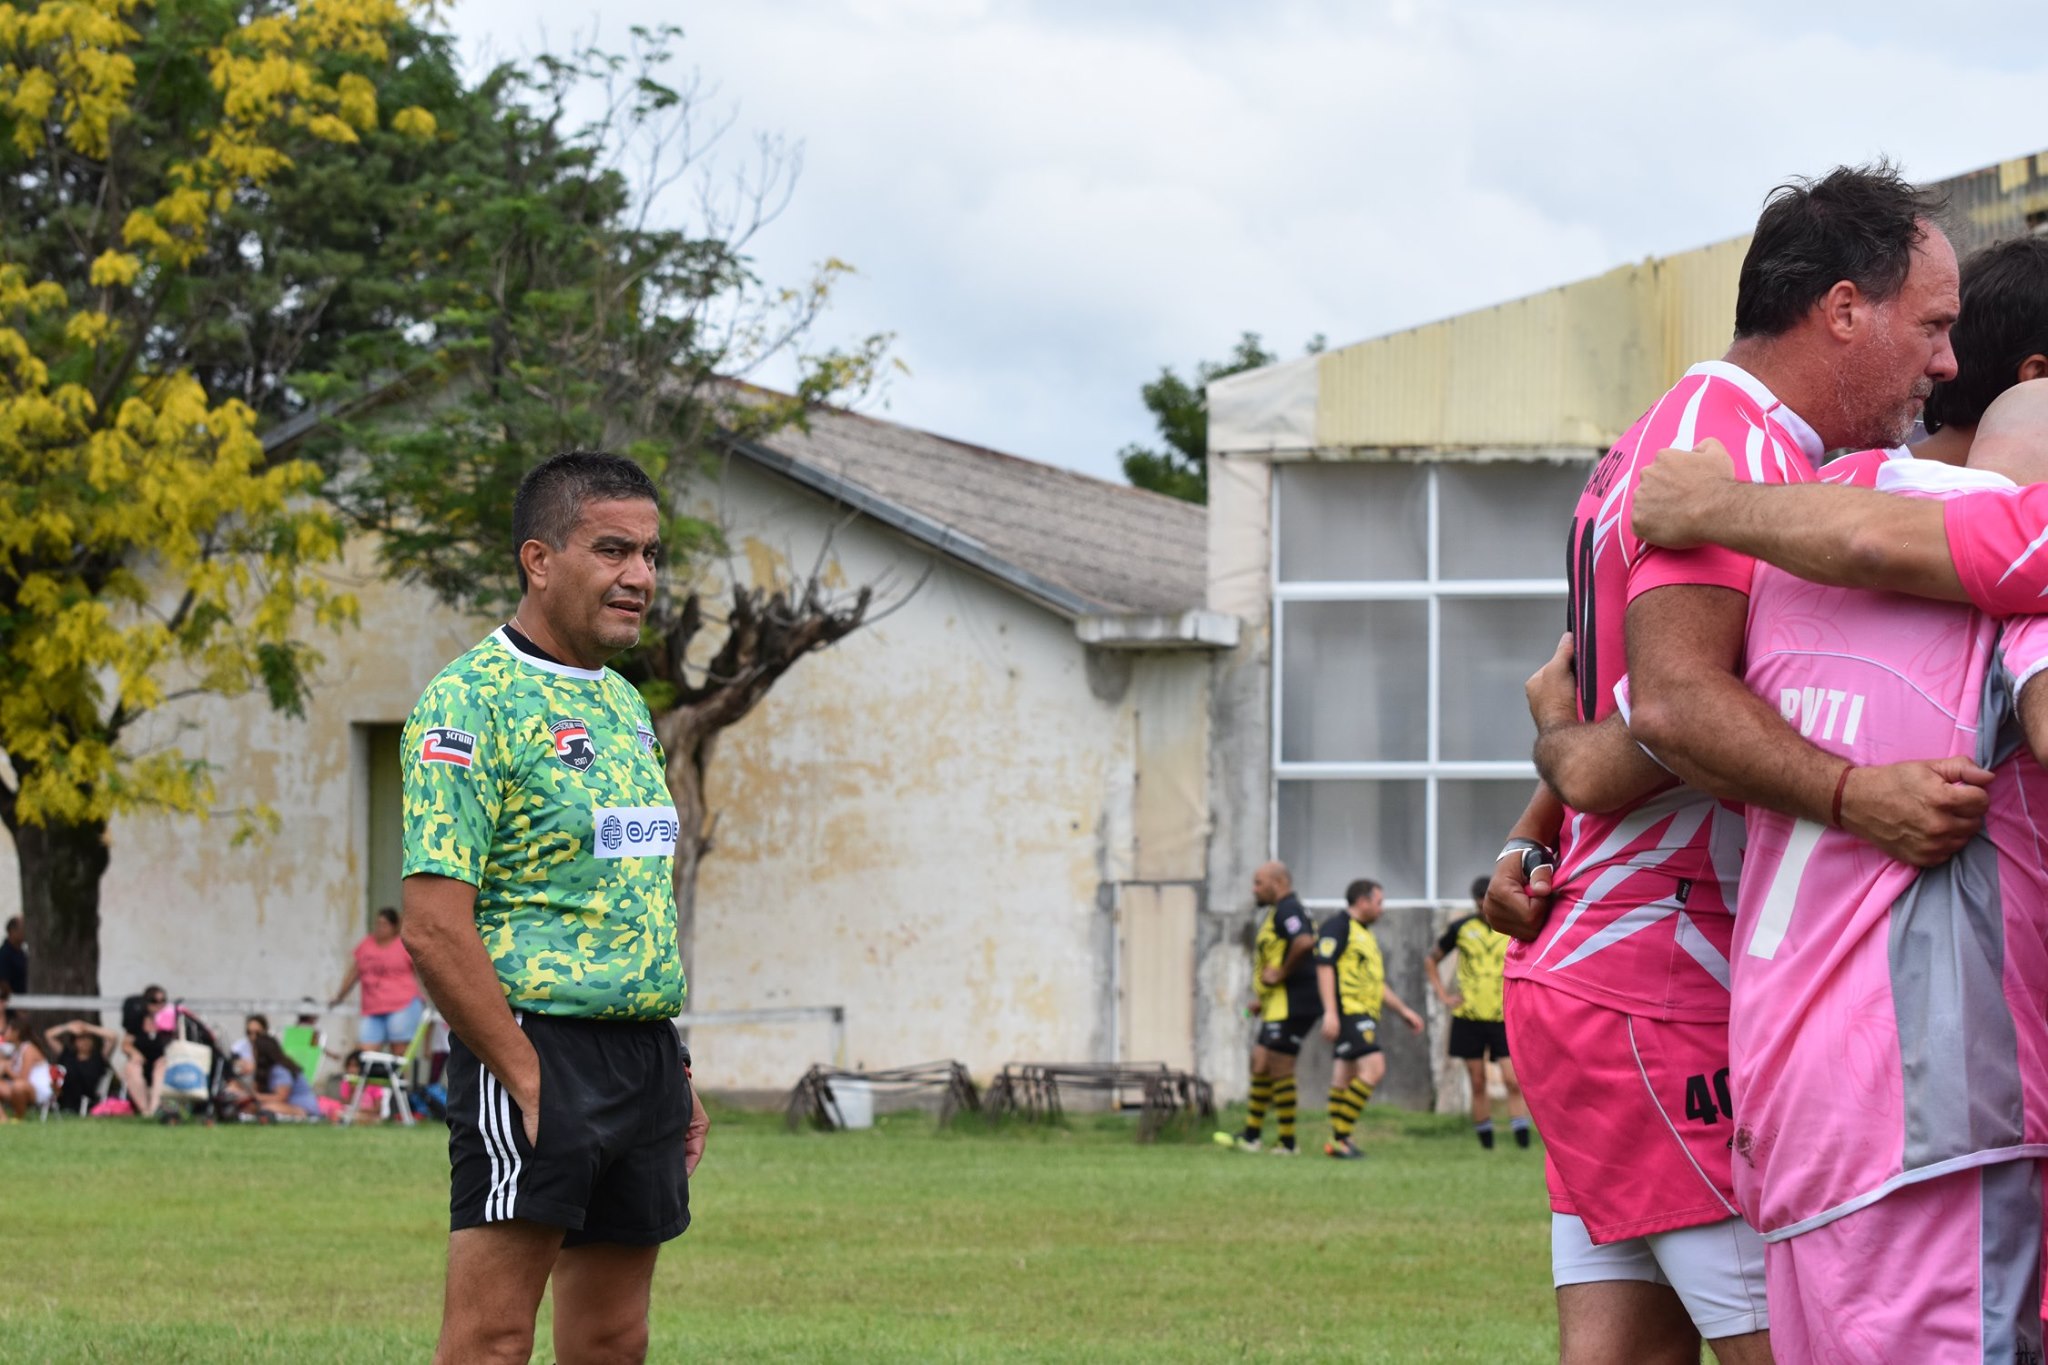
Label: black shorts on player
xmin=1447 ymin=1016 xmax=1511 ymax=1062
xmin=1255 ymin=1015 xmax=1318 ymax=1056
xmin=447 ymin=1012 xmax=691 ymax=1245
xmin=1330 ymin=1013 xmax=1381 ymax=1061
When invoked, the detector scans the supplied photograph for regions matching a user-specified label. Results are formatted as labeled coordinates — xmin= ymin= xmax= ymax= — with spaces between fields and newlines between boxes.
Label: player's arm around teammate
xmin=1625 ymin=582 xmax=1990 ymax=867
xmin=1526 ymin=632 xmax=1668 ymax=816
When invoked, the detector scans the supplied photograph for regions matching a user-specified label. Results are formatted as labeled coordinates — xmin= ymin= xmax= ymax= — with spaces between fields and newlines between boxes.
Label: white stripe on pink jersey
xmin=1945 ymin=479 xmax=2048 ymax=614
xmin=1509 ymin=361 xmax=1822 ymax=1022
xmin=1733 ymin=459 xmax=2048 ymax=1241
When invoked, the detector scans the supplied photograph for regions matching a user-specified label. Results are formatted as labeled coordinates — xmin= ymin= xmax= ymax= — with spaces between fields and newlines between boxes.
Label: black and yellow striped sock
xmin=1274 ymin=1077 xmax=1299 ymax=1149
xmin=1244 ymin=1075 xmax=1272 ymax=1141
xmin=1346 ymin=1076 xmax=1374 ymax=1115
xmin=1328 ymin=1086 xmax=1360 ymax=1140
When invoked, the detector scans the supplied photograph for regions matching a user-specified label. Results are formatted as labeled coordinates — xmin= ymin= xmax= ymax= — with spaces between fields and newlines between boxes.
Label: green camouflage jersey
xmin=401 ymin=627 xmax=686 ymax=1020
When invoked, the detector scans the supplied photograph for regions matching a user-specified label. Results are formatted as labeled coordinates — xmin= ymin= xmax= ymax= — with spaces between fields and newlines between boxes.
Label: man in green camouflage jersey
xmin=402 ymin=451 xmax=707 ymax=1365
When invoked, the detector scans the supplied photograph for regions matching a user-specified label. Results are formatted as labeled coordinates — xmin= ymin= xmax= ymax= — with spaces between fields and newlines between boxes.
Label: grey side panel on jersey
xmin=1978 ymin=1160 xmax=2044 ymax=1365
xmin=1889 ymin=662 xmax=2026 ymax=1171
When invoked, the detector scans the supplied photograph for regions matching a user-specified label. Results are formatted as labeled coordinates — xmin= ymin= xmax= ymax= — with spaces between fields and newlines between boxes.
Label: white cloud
xmin=442 ymin=0 xmax=2048 ymax=481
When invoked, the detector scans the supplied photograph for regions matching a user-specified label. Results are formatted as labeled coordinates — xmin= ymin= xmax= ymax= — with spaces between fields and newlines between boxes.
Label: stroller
xmin=121 ymin=996 xmax=233 ymax=1122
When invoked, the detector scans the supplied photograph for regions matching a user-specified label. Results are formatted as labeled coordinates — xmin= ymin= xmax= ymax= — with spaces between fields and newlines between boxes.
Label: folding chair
xmin=346 ymin=1012 xmax=432 ymax=1127
xmin=279 ymin=1025 xmax=326 ymax=1087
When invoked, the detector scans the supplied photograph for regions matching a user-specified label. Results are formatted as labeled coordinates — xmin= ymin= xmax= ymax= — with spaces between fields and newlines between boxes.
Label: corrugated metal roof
xmin=732 ymin=397 xmax=1209 ymax=618
xmin=1281 ymin=151 xmax=2048 ymax=456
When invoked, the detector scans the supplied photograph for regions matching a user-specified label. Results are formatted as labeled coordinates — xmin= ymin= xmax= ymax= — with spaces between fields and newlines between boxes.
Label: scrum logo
xmin=592 ymin=805 xmax=680 ymax=859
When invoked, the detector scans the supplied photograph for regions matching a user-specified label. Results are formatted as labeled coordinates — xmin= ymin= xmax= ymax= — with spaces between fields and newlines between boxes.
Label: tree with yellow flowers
xmin=0 ymin=0 xmax=444 ymax=993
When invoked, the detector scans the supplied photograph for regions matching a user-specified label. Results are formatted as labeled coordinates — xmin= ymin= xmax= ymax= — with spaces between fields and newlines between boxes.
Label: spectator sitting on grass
xmin=120 ymin=986 xmax=173 ymax=1115
xmin=250 ymin=1034 xmax=319 ymax=1120
xmin=44 ymin=1019 xmax=120 ymax=1116
xmin=0 ymin=1012 xmax=52 ymax=1119
xmin=223 ymin=1015 xmax=270 ymax=1109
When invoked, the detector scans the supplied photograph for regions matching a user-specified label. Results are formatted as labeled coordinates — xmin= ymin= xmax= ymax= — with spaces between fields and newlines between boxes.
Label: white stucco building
xmin=1 ymin=400 xmax=1237 ymax=1092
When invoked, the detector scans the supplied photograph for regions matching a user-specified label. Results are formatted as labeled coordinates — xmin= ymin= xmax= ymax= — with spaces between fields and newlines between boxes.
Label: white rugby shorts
xmin=1551 ymin=1212 xmax=1768 ymax=1339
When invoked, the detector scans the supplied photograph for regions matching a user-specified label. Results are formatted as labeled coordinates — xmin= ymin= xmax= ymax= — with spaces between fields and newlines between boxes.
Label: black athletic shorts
xmin=1447 ymin=1016 xmax=1510 ymax=1061
xmin=447 ymin=1012 xmax=691 ymax=1246
xmin=1255 ymin=1014 xmax=1318 ymax=1056
xmin=1331 ymin=1013 xmax=1381 ymax=1061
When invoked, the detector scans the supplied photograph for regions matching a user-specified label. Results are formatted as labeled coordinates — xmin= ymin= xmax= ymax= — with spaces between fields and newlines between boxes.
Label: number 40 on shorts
xmin=1683 ymin=1068 xmax=1735 ymax=1125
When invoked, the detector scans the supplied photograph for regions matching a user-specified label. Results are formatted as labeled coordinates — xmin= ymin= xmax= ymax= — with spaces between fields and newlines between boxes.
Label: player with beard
xmin=1486 ymin=163 xmax=1984 ymax=1365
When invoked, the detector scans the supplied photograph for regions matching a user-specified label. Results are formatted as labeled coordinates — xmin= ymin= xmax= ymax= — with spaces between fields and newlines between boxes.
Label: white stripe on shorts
xmin=479 ymin=1067 xmax=520 ymax=1222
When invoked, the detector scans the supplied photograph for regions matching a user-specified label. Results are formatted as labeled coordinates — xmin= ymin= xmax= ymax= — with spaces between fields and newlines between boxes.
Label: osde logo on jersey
xmin=550 ymin=717 xmax=595 ymax=771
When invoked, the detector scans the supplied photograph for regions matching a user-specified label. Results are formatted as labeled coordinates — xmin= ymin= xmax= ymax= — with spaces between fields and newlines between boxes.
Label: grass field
xmin=4 ymin=1103 xmax=1566 ymax=1363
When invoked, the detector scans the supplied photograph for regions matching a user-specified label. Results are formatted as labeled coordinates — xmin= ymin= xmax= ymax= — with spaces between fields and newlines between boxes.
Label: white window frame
xmin=1270 ymin=462 xmax=1569 ymax=909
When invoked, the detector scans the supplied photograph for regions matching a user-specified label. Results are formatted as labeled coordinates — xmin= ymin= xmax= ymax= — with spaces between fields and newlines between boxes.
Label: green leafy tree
xmin=0 ymin=0 xmax=451 ymax=993
xmin=1120 ymin=332 xmax=1328 ymax=503
xmin=318 ymin=26 xmax=896 ymax=983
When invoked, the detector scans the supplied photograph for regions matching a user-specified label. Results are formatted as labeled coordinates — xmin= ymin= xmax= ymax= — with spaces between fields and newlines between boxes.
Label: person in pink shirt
xmin=1624 ymin=383 xmax=2048 ymax=1363
xmin=1489 ymin=163 xmax=1984 ymax=1365
xmin=332 ymin=907 xmax=425 ymax=1053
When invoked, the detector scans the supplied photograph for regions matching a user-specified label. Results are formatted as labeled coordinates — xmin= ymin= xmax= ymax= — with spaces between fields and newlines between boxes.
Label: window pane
xmin=1439 ymin=596 xmax=1567 ymax=761
xmin=1275 ymin=463 xmax=1427 ymax=582
xmin=1438 ymin=780 xmax=1544 ymax=903
xmin=1278 ymin=780 xmax=1426 ymax=901
xmin=1438 ymin=461 xmax=1589 ymax=581
xmin=1280 ymin=601 xmax=1427 ymax=762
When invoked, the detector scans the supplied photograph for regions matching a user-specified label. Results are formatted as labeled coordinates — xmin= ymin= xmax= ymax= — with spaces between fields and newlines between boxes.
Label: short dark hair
xmin=510 ymin=451 xmax=661 ymax=591
xmin=4 ymin=916 xmax=18 ymax=932
xmin=1470 ymin=874 xmax=1491 ymax=905
xmin=375 ymin=906 xmax=400 ymax=929
xmin=246 ymin=1013 xmax=270 ymax=1034
xmin=1344 ymin=878 xmax=1382 ymax=906
xmin=1734 ymin=161 xmax=1946 ymax=340
xmin=1922 ymin=236 xmax=2048 ymax=432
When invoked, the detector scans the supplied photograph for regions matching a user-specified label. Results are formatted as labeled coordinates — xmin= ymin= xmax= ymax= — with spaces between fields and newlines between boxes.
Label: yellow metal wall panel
xmin=1314 ymin=261 xmax=1667 ymax=450
xmin=1654 ymin=235 xmax=1747 ymax=405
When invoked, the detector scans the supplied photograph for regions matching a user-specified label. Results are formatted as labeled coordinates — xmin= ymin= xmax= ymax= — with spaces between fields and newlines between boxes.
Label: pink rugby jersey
xmin=1733 ymin=458 xmax=2048 ymax=1242
xmin=1947 ymin=478 xmax=2048 ymax=615
xmin=1511 ymin=361 xmax=1824 ymax=1022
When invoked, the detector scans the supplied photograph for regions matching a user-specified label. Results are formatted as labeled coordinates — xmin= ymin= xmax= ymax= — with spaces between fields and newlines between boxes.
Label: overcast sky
xmin=443 ymin=1 xmax=2048 ymax=483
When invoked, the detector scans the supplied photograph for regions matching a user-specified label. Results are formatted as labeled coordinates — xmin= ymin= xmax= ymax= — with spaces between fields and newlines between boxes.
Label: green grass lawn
xmin=2 ymin=1104 xmax=1563 ymax=1363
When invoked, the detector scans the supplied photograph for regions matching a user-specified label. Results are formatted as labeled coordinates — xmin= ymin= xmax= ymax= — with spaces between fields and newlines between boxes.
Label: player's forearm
xmin=1381 ymin=984 xmax=1420 ymax=1020
xmin=1316 ymin=967 xmax=1338 ymax=1019
xmin=1676 ymin=481 xmax=1967 ymax=602
xmin=1630 ymin=660 xmax=1841 ymax=823
xmin=1533 ymin=712 xmax=1670 ymax=815
xmin=1422 ymin=954 xmax=1453 ymax=1005
xmin=1504 ymin=783 xmax=1563 ymax=848
xmin=1280 ymin=939 xmax=1314 ymax=978
xmin=401 ymin=875 xmax=537 ymax=1104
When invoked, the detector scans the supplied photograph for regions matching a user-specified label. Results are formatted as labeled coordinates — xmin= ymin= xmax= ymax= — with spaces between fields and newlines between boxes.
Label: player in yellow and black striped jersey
xmin=1314 ymin=879 xmax=1423 ymax=1159
xmin=1214 ymin=861 xmax=1321 ymax=1154
xmin=1426 ymin=876 xmax=1531 ymax=1149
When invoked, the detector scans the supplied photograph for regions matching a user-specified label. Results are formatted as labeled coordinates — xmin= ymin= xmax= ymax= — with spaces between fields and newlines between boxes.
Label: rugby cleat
xmin=1213 ymin=1131 xmax=1262 ymax=1153
xmin=1323 ymin=1141 xmax=1365 ymax=1160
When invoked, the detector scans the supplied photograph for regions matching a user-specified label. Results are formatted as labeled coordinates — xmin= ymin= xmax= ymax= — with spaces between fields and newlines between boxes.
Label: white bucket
xmin=827 ymin=1078 xmax=874 ymax=1130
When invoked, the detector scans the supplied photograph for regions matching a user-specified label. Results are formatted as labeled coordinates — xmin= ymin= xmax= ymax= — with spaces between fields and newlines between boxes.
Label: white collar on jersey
xmin=1875 ymin=459 xmax=2016 ymax=495
xmin=1682 ymin=360 xmax=1825 ymax=463
xmin=490 ymin=625 xmax=608 ymax=681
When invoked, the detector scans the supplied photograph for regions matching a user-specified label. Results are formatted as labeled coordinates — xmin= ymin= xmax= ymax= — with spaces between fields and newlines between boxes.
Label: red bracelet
xmin=1831 ymin=765 xmax=1854 ymax=829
